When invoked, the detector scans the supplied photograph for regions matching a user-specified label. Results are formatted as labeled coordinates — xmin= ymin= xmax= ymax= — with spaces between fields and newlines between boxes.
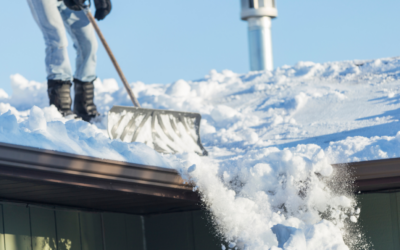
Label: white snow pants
xmin=27 ymin=0 xmax=98 ymax=82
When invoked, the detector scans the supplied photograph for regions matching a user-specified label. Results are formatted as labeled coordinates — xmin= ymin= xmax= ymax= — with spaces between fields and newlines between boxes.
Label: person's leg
xmin=27 ymin=0 xmax=74 ymax=116
xmin=58 ymin=3 xmax=98 ymax=82
xmin=27 ymin=0 xmax=73 ymax=81
xmin=58 ymin=3 xmax=99 ymax=121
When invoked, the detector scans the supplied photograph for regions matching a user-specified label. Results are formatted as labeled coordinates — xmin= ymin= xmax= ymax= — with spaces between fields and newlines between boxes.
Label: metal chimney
xmin=240 ymin=0 xmax=277 ymax=71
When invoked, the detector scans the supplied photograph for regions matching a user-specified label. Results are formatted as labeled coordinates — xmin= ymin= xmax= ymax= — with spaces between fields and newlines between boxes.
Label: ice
xmin=2 ymin=56 xmax=399 ymax=249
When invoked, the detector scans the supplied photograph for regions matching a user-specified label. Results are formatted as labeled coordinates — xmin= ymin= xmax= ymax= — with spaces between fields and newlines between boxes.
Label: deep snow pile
xmin=2 ymin=56 xmax=400 ymax=249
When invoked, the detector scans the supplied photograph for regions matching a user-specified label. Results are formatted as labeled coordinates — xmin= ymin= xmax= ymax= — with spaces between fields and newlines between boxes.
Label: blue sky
xmin=0 ymin=0 xmax=399 ymax=95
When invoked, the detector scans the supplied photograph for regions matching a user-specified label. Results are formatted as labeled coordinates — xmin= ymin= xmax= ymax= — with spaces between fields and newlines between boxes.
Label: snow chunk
xmin=166 ymin=79 xmax=191 ymax=97
xmin=211 ymin=105 xmax=239 ymax=126
xmin=28 ymin=106 xmax=47 ymax=131
xmin=292 ymin=92 xmax=309 ymax=113
xmin=9 ymin=74 xmax=47 ymax=110
xmin=305 ymin=221 xmax=349 ymax=250
xmin=0 ymin=111 xmax=18 ymax=134
xmin=94 ymin=78 xmax=119 ymax=93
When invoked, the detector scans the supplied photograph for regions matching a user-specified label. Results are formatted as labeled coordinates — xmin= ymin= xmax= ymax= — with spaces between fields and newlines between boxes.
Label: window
xmin=272 ymin=0 xmax=275 ymax=7
xmin=249 ymin=0 xmax=255 ymax=8
xmin=258 ymin=0 xmax=265 ymax=8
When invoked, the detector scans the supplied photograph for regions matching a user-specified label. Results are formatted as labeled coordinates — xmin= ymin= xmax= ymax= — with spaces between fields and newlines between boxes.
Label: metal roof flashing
xmin=333 ymin=157 xmax=400 ymax=193
xmin=0 ymin=142 xmax=200 ymax=215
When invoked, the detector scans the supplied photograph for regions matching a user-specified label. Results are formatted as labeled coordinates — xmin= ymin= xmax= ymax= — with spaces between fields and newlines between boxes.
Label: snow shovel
xmin=85 ymin=10 xmax=208 ymax=156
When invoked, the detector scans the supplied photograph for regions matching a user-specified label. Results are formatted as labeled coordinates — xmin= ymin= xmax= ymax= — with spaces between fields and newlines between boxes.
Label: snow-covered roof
xmin=2 ymin=57 xmax=399 ymax=249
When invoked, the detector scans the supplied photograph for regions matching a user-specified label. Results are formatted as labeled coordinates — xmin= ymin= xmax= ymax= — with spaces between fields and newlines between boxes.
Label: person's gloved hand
xmin=63 ymin=0 xmax=86 ymax=11
xmin=94 ymin=0 xmax=112 ymax=21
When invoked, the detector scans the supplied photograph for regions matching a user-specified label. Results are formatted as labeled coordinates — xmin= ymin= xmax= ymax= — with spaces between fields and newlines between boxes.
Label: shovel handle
xmin=85 ymin=10 xmax=141 ymax=108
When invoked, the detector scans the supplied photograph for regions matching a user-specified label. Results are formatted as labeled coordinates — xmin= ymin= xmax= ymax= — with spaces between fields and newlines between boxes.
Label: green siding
xmin=79 ymin=213 xmax=103 ymax=250
xmin=55 ymin=210 xmax=82 ymax=250
xmin=359 ymin=193 xmax=400 ymax=249
xmin=3 ymin=203 xmax=32 ymax=250
xmin=103 ymin=213 xmax=128 ymax=250
xmin=0 ymin=201 xmax=223 ymax=250
xmin=125 ymin=215 xmax=145 ymax=250
xmin=146 ymin=212 xmax=195 ymax=250
xmin=30 ymin=207 xmax=57 ymax=250
xmin=0 ymin=205 xmax=5 ymax=250
xmin=145 ymin=211 xmax=224 ymax=250
xmin=0 ymin=202 xmax=149 ymax=250
xmin=145 ymin=211 xmax=217 ymax=250
xmin=391 ymin=194 xmax=400 ymax=249
xmin=6 ymin=193 xmax=400 ymax=250
xmin=192 ymin=211 xmax=221 ymax=250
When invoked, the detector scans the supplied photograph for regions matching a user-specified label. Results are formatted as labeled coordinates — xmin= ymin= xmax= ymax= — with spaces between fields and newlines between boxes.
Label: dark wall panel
xmin=125 ymin=215 xmax=145 ymax=250
xmin=3 ymin=203 xmax=32 ymax=250
xmin=30 ymin=206 xmax=57 ymax=250
xmin=0 ymin=205 xmax=5 ymax=250
xmin=192 ymin=211 xmax=221 ymax=250
xmin=0 ymin=201 xmax=224 ymax=250
xmin=55 ymin=210 xmax=82 ymax=250
xmin=80 ymin=213 xmax=104 ymax=250
xmin=145 ymin=211 xmax=222 ymax=250
xmin=145 ymin=211 xmax=195 ymax=250
xmin=359 ymin=193 xmax=400 ymax=249
xmin=103 ymin=213 xmax=128 ymax=250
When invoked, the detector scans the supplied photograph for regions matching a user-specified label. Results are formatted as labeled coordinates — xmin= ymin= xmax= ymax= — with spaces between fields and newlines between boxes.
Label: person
xmin=27 ymin=0 xmax=111 ymax=121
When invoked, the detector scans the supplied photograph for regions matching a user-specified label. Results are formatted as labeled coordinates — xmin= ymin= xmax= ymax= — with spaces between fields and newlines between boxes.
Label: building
xmin=0 ymin=141 xmax=398 ymax=249
xmin=0 ymin=142 xmax=221 ymax=250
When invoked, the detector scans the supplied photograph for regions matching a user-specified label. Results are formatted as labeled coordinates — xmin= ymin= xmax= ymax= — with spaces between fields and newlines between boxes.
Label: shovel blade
xmin=108 ymin=106 xmax=208 ymax=156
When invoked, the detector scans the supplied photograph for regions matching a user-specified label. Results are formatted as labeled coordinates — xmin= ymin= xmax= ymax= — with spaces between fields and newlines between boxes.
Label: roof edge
xmin=0 ymin=142 xmax=192 ymax=192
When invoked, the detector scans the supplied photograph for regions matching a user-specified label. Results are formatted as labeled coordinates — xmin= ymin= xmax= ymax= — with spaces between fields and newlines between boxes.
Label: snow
xmin=166 ymin=79 xmax=191 ymax=97
xmin=2 ymin=56 xmax=400 ymax=249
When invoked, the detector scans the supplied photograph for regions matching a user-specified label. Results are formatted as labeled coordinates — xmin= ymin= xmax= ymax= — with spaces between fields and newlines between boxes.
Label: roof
xmin=0 ymin=141 xmax=398 ymax=215
xmin=335 ymin=158 xmax=400 ymax=192
xmin=0 ymin=142 xmax=201 ymax=215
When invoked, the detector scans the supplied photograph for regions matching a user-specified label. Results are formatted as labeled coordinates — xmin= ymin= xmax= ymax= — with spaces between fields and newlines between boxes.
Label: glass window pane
xmin=258 ymin=0 xmax=265 ymax=8
xmin=249 ymin=0 xmax=254 ymax=8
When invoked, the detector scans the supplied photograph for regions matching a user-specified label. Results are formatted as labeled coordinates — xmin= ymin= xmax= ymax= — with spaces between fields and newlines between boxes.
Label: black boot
xmin=73 ymin=79 xmax=100 ymax=122
xmin=47 ymin=80 xmax=74 ymax=116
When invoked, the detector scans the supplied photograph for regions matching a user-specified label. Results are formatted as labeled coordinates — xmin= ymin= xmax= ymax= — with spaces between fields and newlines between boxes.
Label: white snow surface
xmin=2 ymin=57 xmax=400 ymax=249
